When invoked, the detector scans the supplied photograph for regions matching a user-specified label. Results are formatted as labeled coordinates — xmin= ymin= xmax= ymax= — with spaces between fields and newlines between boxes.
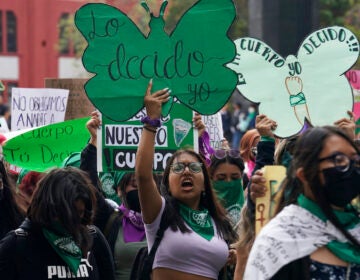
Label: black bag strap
xmin=14 ymin=226 xmax=29 ymax=274
xmin=144 ymin=206 xmax=169 ymax=268
xmin=103 ymin=210 xmax=122 ymax=239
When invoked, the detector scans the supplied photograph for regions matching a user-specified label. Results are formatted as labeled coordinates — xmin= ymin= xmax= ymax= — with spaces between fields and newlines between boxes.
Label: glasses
xmin=318 ymin=152 xmax=360 ymax=173
xmin=170 ymin=162 xmax=203 ymax=174
xmin=213 ymin=149 xmax=240 ymax=159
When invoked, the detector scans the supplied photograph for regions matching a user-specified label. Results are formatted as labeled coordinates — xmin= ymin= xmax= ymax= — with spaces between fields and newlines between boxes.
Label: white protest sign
xmin=11 ymin=88 xmax=69 ymax=130
xmin=228 ymin=26 xmax=359 ymax=138
xmin=202 ymin=112 xmax=224 ymax=149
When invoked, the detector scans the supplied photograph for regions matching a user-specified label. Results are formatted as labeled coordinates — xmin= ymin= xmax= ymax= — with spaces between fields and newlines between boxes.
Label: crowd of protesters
xmin=0 ymin=81 xmax=359 ymax=280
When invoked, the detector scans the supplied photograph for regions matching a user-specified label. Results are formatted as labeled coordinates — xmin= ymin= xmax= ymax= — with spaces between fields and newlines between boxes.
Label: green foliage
xmin=229 ymin=0 xmax=248 ymax=39
xmin=320 ymin=0 xmax=360 ymax=68
xmin=319 ymin=0 xmax=353 ymax=26
xmin=164 ymin=0 xmax=198 ymax=33
xmin=57 ymin=14 xmax=87 ymax=57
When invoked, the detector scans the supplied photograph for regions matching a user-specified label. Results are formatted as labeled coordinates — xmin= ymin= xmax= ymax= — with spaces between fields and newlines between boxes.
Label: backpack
xmin=129 ymin=209 xmax=168 ymax=280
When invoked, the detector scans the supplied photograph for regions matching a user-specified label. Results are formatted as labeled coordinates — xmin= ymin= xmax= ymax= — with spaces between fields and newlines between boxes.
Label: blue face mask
xmin=322 ymin=167 xmax=360 ymax=208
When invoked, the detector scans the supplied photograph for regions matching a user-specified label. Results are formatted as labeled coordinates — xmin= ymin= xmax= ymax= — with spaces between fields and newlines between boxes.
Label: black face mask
xmin=322 ymin=167 xmax=360 ymax=208
xmin=125 ymin=190 xmax=141 ymax=213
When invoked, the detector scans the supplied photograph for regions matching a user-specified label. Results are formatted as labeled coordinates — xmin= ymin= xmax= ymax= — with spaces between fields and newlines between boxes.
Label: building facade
xmin=0 ymin=0 xmax=136 ymax=103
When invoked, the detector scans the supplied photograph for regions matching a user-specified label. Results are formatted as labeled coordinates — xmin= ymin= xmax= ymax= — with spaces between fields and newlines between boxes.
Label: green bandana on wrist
xmin=212 ymin=179 xmax=244 ymax=225
xmin=297 ymin=194 xmax=360 ymax=264
xmin=42 ymin=226 xmax=82 ymax=274
xmin=179 ymin=203 xmax=214 ymax=241
xmin=289 ymin=92 xmax=306 ymax=106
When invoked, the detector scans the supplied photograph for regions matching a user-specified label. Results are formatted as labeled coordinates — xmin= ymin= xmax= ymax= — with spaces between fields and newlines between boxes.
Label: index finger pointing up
xmin=145 ymin=79 xmax=153 ymax=96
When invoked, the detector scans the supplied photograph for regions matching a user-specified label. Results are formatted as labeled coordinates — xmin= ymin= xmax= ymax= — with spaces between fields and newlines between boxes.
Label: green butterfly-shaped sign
xmin=75 ymin=0 xmax=237 ymax=121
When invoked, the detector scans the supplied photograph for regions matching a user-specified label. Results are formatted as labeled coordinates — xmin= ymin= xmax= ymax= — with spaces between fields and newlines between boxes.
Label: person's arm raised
xmin=135 ymin=80 xmax=170 ymax=223
xmin=333 ymin=110 xmax=356 ymax=140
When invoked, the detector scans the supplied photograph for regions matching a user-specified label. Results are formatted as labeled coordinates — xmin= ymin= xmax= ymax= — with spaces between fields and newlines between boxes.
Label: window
xmin=58 ymin=12 xmax=86 ymax=57
xmin=0 ymin=10 xmax=17 ymax=53
xmin=0 ymin=11 xmax=3 ymax=53
xmin=58 ymin=13 xmax=74 ymax=55
xmin=6 ymin=11 xmax=17 ymax=53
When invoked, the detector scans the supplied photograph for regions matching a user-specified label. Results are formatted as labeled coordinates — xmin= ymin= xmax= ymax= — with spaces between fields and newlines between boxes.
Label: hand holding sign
xmin=75 ymin=0 xmax=237 ymax=121
xmin=228 ymin=26 xmax=360 ymax=138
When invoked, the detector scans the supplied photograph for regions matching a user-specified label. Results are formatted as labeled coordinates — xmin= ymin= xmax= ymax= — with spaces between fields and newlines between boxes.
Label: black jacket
xmin=0 ymin=219 xmax=115 ymax=280
xmin=80 ymin=143 xmax=122 ymax=254
xmin=246 ymin=140 xmax=275 ymax=215
xmin=80 ymin=144 xmax=118 ymax=233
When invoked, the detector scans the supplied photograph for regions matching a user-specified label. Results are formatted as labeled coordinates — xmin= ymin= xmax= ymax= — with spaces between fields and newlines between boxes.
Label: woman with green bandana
xmin=135 ymin=80 xmax=237 ymax=280
xmin=0 ymin=167 xmax=115 ymax=280
xmin=209 ymin=149 xmax=245 ymax=280
xmin=111 ymin=171 xmax=148 ymax=280
xmin=244 ymin=126 xmax=360 ymax=280
xmin=209 ymin=149 xmax=245 ymax=229
xmin=81 ymin=112 xmax=150 ymax=280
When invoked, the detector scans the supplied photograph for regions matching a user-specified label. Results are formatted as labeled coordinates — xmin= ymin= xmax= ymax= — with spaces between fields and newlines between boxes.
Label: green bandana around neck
xmin=179 ymin=203 xmax=214 ymax=241
xmin=42 ymin=224 xmax=82 ymax=275
xmin=297 ymin=194 xmax=360 ymax=264
xmin=212 ymin=179 xmax=244 ymax=225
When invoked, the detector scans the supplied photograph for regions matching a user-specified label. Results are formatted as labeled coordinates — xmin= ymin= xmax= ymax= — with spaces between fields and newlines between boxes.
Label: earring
xmin=201 ymin=191 xmax=206 ymax=199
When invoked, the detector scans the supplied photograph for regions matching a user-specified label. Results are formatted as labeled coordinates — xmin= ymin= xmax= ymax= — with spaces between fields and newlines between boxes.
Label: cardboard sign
xmin=98 ymin=102 xmax=197 ymax=172
xmin=3 ymin=118 xmax=90 ymax=172
xmin=74 ymin=0 xmax=237 ymax=121
xmin=45 ymin=78 xmax=95 ymax=120
xmin=255 ymin=165 xmax=286 ymax=235
xmin=228 ymin=26 xmax=359 ymax=138
xmin=346 ymin=70 xmax=360 ymax=90
xmin=11 ymin=87 xmax=69 ymax=130
xmin=202 ymin=113 xmax=224 ymax=149
xmin=345 ymin=70 xmax=360 ymax=137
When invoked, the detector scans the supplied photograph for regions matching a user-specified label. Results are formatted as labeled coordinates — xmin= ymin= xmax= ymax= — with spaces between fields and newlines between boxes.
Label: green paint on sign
xmin=3 ymin=118 xmax=90 ymax=172
xmin=75 ymin=0 xmax=237 ymax=121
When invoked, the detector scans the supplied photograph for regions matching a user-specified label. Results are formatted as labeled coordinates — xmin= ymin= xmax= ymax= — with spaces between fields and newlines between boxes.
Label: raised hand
xmin=86 ymin=111 xmax=101 ymax=147
xmin=144 ymin=79 xmax=171 ymax=120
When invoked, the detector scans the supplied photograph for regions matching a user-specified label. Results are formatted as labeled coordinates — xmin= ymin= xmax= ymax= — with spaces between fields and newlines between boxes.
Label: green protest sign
xmin=99 ymin=102 xmax=196 ymax=172
xmin=3 ymin=118 xmax=90 ymax=172
xmin=228 ymin=26 xmax=359 ymax=138
xmin=74 ymin=0 xmax=237 ymax=121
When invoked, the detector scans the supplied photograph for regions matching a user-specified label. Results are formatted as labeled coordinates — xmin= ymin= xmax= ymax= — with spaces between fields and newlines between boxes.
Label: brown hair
xmin=240 ymin=129 xmax=260 ymax=162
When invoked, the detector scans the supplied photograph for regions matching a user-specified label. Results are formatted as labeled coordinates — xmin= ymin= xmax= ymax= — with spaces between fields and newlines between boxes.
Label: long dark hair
xmin=209 ymin=153 xmax=245 ymax=178
xmin=28 ymin=167 xmax=97 ymax=255
xmin=279 ymin=126 xmax=360 ymax=249
xmin=160 ymin=149 xmax=237 ymax=243
xmin=0 ymin=161 xmax=25 ymax=239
